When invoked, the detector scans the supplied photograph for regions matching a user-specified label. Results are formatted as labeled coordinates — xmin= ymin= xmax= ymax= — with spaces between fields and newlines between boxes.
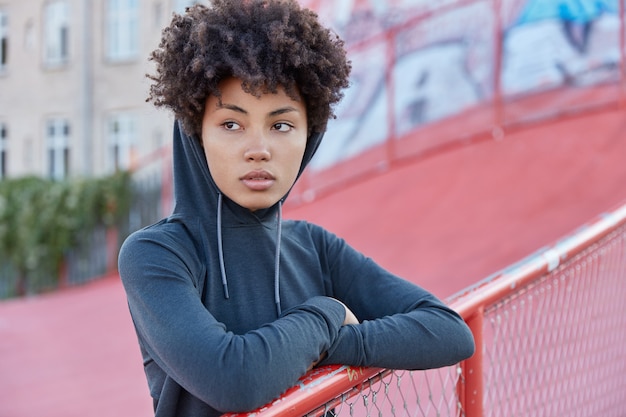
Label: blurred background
xmin=1 ymin=0 xmax=626 ymax=416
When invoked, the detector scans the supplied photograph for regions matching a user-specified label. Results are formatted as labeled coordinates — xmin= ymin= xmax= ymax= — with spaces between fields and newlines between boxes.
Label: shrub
xmin=0 ymin=172 xmax=131 ymax=296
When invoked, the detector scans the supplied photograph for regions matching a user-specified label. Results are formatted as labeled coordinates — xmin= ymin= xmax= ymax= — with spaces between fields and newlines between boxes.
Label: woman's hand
xmin=334 ymin=298 xmax=359 ymax=325
xmin=342 ymin=304 xmax=359 ymax=325
xmin=307 ymin=299 xmax=359 ymax=371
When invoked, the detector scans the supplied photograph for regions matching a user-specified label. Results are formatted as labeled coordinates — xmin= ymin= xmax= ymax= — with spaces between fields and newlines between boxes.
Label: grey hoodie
xmin=118 ymin=121 xmax=474 ymax=416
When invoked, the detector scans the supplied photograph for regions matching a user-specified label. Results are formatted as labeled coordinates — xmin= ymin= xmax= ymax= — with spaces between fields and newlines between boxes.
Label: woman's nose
xmin=244 ymin=131 xmax=271 ymax=161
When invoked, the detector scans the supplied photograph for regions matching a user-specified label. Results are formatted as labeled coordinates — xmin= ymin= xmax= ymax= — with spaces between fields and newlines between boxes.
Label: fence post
xmin=106 ymin=227 xmax=118 ymax=273
xmin=618 ymin=0 xmax=626 ymax=107
xmin=385 ymin=30 xmax=397 ymax=166
xmin=492 ymin=0 xmax=504 ymax=129
xmin=463 ymin=307 xmax=484 ymax=417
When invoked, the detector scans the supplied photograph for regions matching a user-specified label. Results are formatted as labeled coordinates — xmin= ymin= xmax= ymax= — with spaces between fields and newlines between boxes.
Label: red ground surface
xmin=1 ymin=108 xmax=626 ymax=417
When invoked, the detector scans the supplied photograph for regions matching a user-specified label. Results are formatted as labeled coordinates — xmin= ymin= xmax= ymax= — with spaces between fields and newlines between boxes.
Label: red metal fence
xmin=224 ymin=201 xmax=626 ymax=416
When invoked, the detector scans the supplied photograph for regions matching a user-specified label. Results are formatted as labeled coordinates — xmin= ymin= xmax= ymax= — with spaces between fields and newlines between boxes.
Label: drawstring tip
xmin=217 ymin=192 xmax=230 ymax=301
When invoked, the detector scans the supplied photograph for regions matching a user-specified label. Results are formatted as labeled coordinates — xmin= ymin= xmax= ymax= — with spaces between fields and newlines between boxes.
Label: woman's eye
xmin=273 ymin=122 xmax=293 ymax=132
xmin=223 ymin=121 xmax=241 ymax=131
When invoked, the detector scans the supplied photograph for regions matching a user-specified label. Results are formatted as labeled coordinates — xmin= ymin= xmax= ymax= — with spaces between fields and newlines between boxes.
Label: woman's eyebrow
xmin=218 ymin=103 xmax=247 ymax=114
xmin=217 ymin=103 xmax=300 ymax=117
xmin=269 ymin=106 xmax=300 ymax=117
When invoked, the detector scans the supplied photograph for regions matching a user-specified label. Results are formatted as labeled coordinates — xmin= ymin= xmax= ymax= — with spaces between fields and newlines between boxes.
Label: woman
xmin=118 ymin=1 xmax=475 ymax=416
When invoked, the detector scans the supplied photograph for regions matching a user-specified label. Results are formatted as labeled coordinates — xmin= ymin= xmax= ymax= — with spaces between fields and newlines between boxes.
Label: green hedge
xmin=0 ymin=172 xmax=131 ymax=296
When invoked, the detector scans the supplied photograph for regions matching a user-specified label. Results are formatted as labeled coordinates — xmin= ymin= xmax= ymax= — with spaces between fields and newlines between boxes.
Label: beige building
xmin=0 ymin=0 xmax=202 ymax=179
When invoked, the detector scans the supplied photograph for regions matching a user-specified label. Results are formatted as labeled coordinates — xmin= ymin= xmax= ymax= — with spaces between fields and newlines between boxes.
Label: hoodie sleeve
xmin=312 ymin=225 xmax=475 ymax=370
xmin=118 ymin=227 xmax=346 ymax=413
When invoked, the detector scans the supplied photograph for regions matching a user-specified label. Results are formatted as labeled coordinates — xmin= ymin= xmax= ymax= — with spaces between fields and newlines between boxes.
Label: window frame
xmin=0 ymin=9 xmax=9 ymax=72
xmin=43 ymin=0 xmax=70 ymax=68
xmin=46 ymin=118 xmax=71 ymax=180
xmin=107 ymin=112 xmax=136 ymax=172
xmin=105 ymin=0 xmax=139 ymax=62
xmin=0 ymin=123 xmax=7 ymax=179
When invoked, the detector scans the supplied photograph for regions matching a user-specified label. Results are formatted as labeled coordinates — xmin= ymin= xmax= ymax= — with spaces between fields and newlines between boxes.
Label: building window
xmin=0 ymin=10 xmax=8 ymax=71
xmin=108 ymin=113 xmax=135 ymax=172
xmin=46 ymin=118 xmax=70 ymax=180
xmin=0 ymin=123 xmax=7 ymax=179
xmin=44 ymin=1 xmax=70 ymax=67
xmin=174 ymin=0 xmax=200 ymax=14
xmin=106 ymin=0 xmax=138 ymax=61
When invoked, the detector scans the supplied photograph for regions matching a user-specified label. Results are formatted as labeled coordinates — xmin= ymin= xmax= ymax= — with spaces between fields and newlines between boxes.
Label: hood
xmin=169 ymin=120 xmax=324 ymax=315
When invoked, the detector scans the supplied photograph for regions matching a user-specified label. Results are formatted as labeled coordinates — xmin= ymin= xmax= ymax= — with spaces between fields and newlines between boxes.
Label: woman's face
xmin=201 ymin=77 xmax=308 ymax=211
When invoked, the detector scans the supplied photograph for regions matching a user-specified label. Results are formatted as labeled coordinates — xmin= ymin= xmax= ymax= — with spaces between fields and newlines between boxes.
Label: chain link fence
xmin=226 ymin=203 xmax=626 ymax=417
xmin=481 ymin=227 xmax=626 ymax=416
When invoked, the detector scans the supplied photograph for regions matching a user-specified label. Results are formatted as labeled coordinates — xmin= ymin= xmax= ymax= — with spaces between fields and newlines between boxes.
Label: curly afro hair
xmin=147 ymin=0 xmax=351 ymax=140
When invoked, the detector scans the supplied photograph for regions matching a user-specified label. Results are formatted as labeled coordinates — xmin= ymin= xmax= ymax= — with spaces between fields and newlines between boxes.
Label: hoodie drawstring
xmin=216 ymin=193 xmax=283 ymax=316
xmin=274 ymin=201 xmax=283 ymax=316
xmin=217 ymin=193 xmax=230 ymax=299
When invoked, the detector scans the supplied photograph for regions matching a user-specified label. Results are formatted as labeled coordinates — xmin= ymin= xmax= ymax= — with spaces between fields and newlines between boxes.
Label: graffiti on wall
xmin=299 ymin=0 xmax=622 ymax=170
xmin=503 ymin=0 xmax=620 ymax=95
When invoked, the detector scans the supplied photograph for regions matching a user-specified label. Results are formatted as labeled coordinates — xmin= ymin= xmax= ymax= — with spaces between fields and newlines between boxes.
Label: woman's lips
xmin=241 ymin=170 xmax=275 ymax=191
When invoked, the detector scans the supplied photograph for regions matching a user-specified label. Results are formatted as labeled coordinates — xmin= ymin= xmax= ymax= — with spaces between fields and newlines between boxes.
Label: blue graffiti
xmin=515 ymin=0 xmax=618 ymax=53
xmin=516 ymin=0 xmax=617 ymax=24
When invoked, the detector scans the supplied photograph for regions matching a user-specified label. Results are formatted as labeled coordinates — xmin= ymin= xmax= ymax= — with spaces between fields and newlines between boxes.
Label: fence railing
xmin=126 ymin=145 xmax=173 ymax=230
xmin=223 ymin=200 xmax=626 ymax=417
